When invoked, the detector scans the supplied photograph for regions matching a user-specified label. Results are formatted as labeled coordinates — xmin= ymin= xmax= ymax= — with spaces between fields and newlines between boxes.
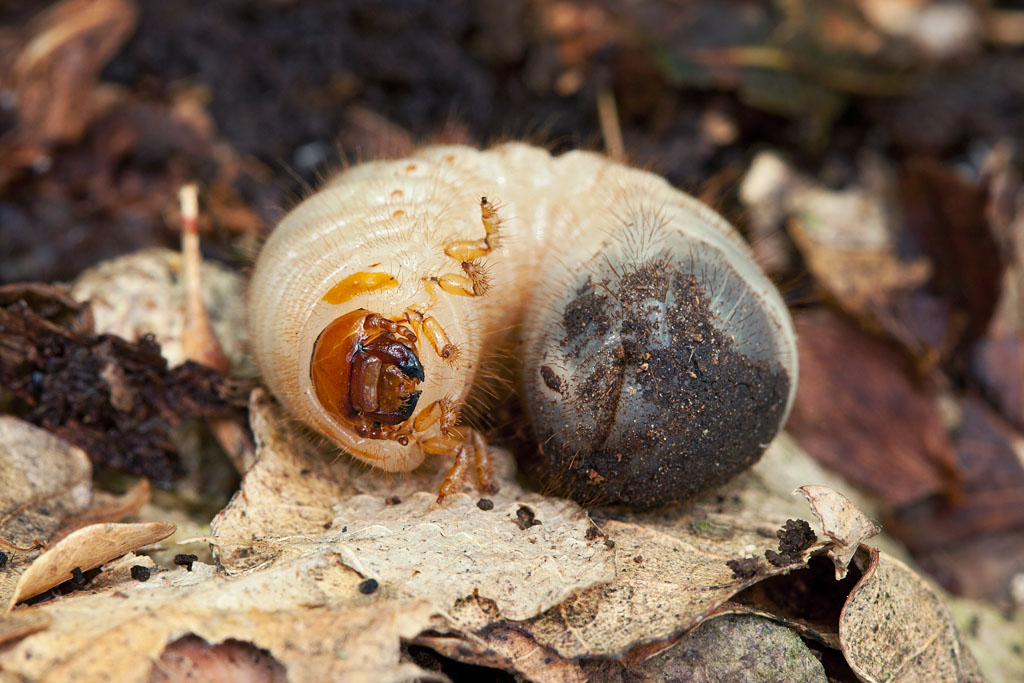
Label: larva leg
xmin=363 ymin=312 xmax=416 ymax=344
xmin=444 ymin=196 xmax=502 ymax=261
xmin=404 ymin=308 xmax=461 ymax=365
xmin=428 ymin=197 xmax=500 ymax=297
xmin=421 ymin=429 xmax=498 ymax=503
xmin=412 ymin=396 xmax=460 ymax=436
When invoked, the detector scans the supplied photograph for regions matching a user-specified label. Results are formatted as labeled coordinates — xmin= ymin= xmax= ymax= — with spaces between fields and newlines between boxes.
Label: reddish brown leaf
xmin=899 ymin=158 xmax=1003 ymax=352
xmin=973 ymin=332 xmax=1024 ymax=433
xmin=9 ymin=0 xmax=136 ymax=145
xmin=787 ymin=309 xmax=957 ymax=506
xmin=888 ymin=396 xmax=1024 ymax=551
xmin=153 ymin=636 xmax=287 ymax=683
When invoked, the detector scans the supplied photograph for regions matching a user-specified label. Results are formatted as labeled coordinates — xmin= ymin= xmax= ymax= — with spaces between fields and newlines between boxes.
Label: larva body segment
xmin=248 ymin=143 xmax=797 ymax=506
xmin=516 ymin=153 xmax=797 ymax=506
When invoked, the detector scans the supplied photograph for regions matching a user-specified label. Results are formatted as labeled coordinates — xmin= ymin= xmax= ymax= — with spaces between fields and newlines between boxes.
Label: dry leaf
xmin=0 ymin=550 xmax=444 ymax=682
xmin=788 ymin=310 xmax=957 ymax=507
xmin=797 ymin=485 xmax=881 ymax=579
xmin=0 ymin=371 xmax=984 ymax=679
xmin=414 ymin=627 xmax=586 ymax=683
xmin=52 ymin=479 xmax=152 ymax=541
xmin=740 ymin=151 xmax=934 ymax=341
xmin=325 ymin=493 xmax=614 ymax=621
xmin=789 ymin=218 xmax=931 ymax=321
xmin=151 ymin=635 xmax=287 ymax=683
xmin=0 ymin=611 xmax=51 ymax=647
xmin=948 ymin=595 xmax=1024 ymax=683
xmin=582 ymin=613 xmax=828 ymax=682
xmin=841 ymin=549 xmax=982 ymax=682
xmin=0 ymin=416 xmax=92 ymax=606
xmin=9 ymin=521 xmax=176 ymax=607
xmin=0 ymin=282 xmax=94 ymax=334
xmin=517 ymin=507 xmax=808 ymax=660
xmin=10 ymin=0 xmax=137 ymax=145
xmin=213 ymin=389 xmax=617 ymax=621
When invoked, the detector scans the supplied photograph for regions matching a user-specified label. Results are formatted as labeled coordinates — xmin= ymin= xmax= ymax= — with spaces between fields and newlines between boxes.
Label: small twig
xmin=597 ymin=87 xmax=624 ymax=163
xmin=178 ymin=183 xmax=255 ymax=473
xmin=179 ymin=183 xmax=229 ymax=373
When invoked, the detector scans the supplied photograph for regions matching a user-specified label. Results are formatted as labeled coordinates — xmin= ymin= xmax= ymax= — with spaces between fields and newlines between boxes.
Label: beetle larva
xmin=248 ymin=143 xmax=797 ymax=506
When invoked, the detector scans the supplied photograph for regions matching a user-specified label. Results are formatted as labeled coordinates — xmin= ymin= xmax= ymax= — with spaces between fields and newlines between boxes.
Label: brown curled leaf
xmin=0 ymin=283 xmax=93 ymax=334
xmin=9 ymin=521 xmax=176 ymax=607
xmin=413 ymin=627 xmax=586 ymax=683
xmin=787 ymin=309 xmax=958 ymax=507
xmin=9 ymin=0 xmax=137 ymax=146
xmin=840 ymin=548 xmax=982 ymax=682
xmin=797 ymin=486 xmax=880 ymax=580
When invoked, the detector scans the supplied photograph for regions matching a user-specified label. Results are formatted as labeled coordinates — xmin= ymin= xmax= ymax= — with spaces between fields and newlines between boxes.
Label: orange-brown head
xmin=310 ymin=310 xmax=425 ymax=443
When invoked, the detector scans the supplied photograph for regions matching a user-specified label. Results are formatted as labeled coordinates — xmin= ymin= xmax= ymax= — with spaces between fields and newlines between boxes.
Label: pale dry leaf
xmin=0 ymin=416 xmax=92 ymax=607
xmin=501 ymin=439 xmax=830 ymax=661
xmin=9 ymin=521 xmax=176 ymax=607
xmin=324 ymin=491 xmax=613 ymax=621
xmin=797 ymin=485 xmax=881 ymax=579
xmin=211 ymin=388 xmax=389 ymax=571
xmin=409 ymin=436 xmax=849 ymax=662
xmin=519 ymin=511 xmax=799 ymax=660
xmin=582 ymin=613 xmax=827 ymax=683
xmin=212 ymin=388 xmax=481 ymax=572
xmin=840 ymin=549 xmax=983 ymax=682
xmin=70 ymin=248 xmax=251 ymax=374
xmin=0 ymin=610 xmax=51 ymax=647
xmin=948 ymin=595 xmax=1024 ymax=683
xmin=212 ymin=389 xmax=616 ymax=622
xmin=414 ymin=627 xmax=587 ymax=683
xmin=0 ymin=549 xmax=444 ymax=683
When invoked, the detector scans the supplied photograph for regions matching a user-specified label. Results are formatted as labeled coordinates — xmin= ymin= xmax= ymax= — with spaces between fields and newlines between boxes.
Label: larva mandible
xmin=248 ymin=143 xmax=797 ymax=507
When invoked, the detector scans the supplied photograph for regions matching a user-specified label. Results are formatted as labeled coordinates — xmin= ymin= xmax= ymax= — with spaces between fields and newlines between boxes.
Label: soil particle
xmin=514 ymin=505 xmax=541 ymax=530
xmin=539 ymin=365 xmax=562 ymax=394
xmin=727 ymin=557 xmax=761 ymax=580
xmin=173 ymin=554 xmax=198 ymax=571
xmin=766 ymin=518 xmax=817 ymax=567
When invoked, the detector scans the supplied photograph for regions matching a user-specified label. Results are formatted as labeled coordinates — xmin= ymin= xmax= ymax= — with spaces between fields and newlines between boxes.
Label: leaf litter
xmin=0 ymin=266 xmax=987 ymax=678
xmin=0 ymin=368 xmax=984 ymax=680
xmin=0 ymin=0 xmax=1015 ymax=678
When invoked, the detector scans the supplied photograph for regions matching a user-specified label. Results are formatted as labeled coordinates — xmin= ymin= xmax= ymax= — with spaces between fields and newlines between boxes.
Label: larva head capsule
xmin=310 ymin=310 xmax=425 ymax=443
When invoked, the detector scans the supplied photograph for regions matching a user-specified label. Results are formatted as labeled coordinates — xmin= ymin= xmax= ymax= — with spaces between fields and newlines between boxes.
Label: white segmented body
xmin=249 ymin=143 xmax=797 ymax=503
